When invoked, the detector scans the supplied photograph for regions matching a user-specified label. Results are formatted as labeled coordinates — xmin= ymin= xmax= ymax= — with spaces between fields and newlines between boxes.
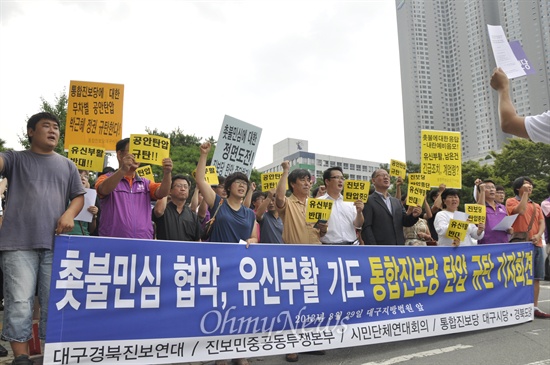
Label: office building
xmin=258 ymin=138 xmax=382 ymax=183
xmin=396 ymin=0 xmax=550 ymax=163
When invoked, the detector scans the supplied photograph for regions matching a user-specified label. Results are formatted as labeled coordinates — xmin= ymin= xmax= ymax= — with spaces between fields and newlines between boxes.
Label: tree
xmin=0 ymin=138 xmax=8 ymax=153
xmin=491 ymin=139 xmax=550 ymax=203
xmin=18 ymin=91 xmax=68 ymax=155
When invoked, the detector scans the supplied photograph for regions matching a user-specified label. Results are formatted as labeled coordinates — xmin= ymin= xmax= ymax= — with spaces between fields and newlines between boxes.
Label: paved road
xmin=1 ymin=281 xmax=549 ymax=365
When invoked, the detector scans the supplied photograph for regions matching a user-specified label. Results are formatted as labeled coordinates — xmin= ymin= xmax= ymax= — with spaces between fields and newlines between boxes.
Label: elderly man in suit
xmin=362 ymin=169 xmax=422 ymax=245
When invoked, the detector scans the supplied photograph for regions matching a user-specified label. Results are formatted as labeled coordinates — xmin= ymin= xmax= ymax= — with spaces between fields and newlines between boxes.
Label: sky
xmin=0 ymin=0 xmax=405 ymax=169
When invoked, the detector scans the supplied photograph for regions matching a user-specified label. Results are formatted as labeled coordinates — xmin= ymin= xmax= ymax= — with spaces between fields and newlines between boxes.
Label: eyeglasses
xmin=233 ymin=180 xmax=248 ymax=187
xmin=374 ymin=173 xmax=390 ymax=179
xmin=329 ymin=176 xmax=346 ymax=181
xmin=495 ymin=191 xmax=505 ymax=194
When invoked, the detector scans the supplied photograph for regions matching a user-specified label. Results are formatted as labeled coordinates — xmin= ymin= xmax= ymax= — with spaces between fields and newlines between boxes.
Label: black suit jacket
xmin=361 ymin=192 xmax=419 ymax=245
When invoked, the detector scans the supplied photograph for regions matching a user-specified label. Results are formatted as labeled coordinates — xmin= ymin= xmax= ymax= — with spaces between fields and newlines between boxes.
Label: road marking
xmin=523 ymin=360 xmax=550 ymax=365
xmin=361 ymin=344 xmax=473 ymax=365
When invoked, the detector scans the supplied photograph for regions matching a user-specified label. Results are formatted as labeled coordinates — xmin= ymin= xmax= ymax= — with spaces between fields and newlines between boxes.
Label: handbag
xmin=509 ymin=202 xmax=536 ymax=243
xmin=201 ymin=199 xmax=224 ymax=241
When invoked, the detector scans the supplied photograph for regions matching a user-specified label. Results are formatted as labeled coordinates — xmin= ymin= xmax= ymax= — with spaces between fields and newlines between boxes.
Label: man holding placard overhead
xmin=95 ymin=137 xmax=173 ymax=239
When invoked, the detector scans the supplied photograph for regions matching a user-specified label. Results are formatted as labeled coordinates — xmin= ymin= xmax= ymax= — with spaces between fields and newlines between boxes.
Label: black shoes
xmin=0 ymin=344 xmax=8 ymax=357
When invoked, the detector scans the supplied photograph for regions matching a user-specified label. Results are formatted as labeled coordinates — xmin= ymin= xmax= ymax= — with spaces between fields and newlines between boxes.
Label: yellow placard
xmin=406 ymin=184 xmax=428 ymax=207
xmin=408 ymin=173 xmax=431 ymax=190
xmin=65 ymin=80 xmax=124 ymax=151
xmin=129 ymin=134 xmax=170 ymax=166
xmin=420 ymin=130 xmax=462 ymax=188
xmin=261 ymin=172 xmax=287 ymax=192
xmin=390 ymin=159 xmax=407 ymax=180
xmin=192 ymin=166 xmax=219 ymax=186
xmin=305 ymin=198 xmax=333 ymax=223
xmin=67 ymin=145 xmax=106 ymax=173
xmin=136 ymin=165 xmax=155 ymax=183
xmin=445 ymin=219 xmax=469 ymax=241
xmin=343 ymin=180 xmax=370 ymax=203
xmin=465 ymin=204 xmax=486 ymax=224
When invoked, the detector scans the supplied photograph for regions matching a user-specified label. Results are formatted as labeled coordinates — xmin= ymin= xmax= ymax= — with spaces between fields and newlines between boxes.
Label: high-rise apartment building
xmin=396 ymin=0 xmax=550 ymax=163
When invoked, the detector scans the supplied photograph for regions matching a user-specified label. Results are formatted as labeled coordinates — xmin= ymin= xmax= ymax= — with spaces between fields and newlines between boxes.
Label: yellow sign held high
xmin=136 ymin=165 xmax=155 ymax=183
xmin=465 ymin=204 xmax=486 ymax=224
xmin=129 ymin=134 xmax=170 ymax=166
xmin=445 ymin=219 xmax=469 ymax=242
xmin=343 ymin=180 xmax=370 ymax=203
xmin=261 ymin=172 xmax=287 ymax=192
xmin=305 ymin=198 xmax=333 ymax=223
xmin=67 ymin=145 xmax=106 ymax=173
xmin=390 ymin=159 xmax=407 ymax=180
xmin=65 ymin=80 xmax=124 ymax=151
xmin=192 ymin=166 xmax=219 ymax=186
xmin=420 ymin=130 xmax=462 ymax=188
xmin=406 ymin=184 xmax=428 ymax=207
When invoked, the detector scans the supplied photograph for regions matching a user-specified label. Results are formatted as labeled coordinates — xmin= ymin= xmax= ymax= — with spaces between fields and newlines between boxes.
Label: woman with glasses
xmin=195 ymin=142 xmax=258 ymax=246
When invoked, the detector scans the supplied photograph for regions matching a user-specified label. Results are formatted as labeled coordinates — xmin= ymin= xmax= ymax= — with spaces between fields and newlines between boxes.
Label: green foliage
xmin=249 ymin=169 xmax=261 ymax=192
xmin=0 ymin=139 xmax=8 ymax=152
xmin=18 ymin=91 xmax=68 ymax=155
xmin=491 ymin=139 xmax=550 ymax=202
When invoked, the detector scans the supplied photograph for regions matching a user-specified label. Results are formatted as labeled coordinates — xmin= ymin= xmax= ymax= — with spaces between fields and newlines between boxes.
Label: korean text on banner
xmin=261 ymin=172 xmax=286 ymax=192
xmin=420 ymin=130 xmax=462 ymax=188
xmin=45 ymin=236 xmax=533 ymax=365
xmin=129 ymin=134 xmax=170 ymax=166
xmin=446 ymin=219 xmax=469 ymax=241
xmin=65 ymin=80 xmax=124 ymax=151
xmin=407 ymin=184 xmax=427 ymax=207
xmin=192 ymin=166 xmax=219 ymax=186
xmin=390 ymin=160 xmax=407 ymax=180
xmin=305 ymin=198 xmax=333 ymax=223
xmin=136 ymin=165 xmax=155 ymax=183
xmin=67 ymin=145 xmax=106 ymax=173
xmin=343 ymin=180 xmax=370 ymax=203
xmin=487 ymin=25 xmax=526 ymax=79
xmin=211 ymin=115 xmax=262 ymax=178
xmin=465 ymin=204 xmax=486 ymax=225
xmin=408 ymin=174 xmax=431 ymax=190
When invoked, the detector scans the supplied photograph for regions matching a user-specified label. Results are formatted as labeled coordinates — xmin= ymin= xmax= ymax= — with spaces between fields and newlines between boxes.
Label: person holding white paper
xmin=490 ymin=67 xmax=550 ymax=144
xmin=67 ymin=170 xmax=99 ymax=236
xmin=435 ymin=189 xmax=485 ymax=247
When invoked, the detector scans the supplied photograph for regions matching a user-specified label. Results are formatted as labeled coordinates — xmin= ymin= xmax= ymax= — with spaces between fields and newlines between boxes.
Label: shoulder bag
xmin=509 ymin=202 xmax=536 ymax=242
xmin=201 ymin=199 xmax=224 ymax=241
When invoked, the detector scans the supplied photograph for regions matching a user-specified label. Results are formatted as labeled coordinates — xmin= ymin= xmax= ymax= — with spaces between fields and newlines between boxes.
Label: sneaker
xmin=0 ymin=344 xmax=7 ymax=357
xmin=534 ymin=309 xmax=550 ymax=319
xmin=11 ymin=354 xmax=34 ymax=365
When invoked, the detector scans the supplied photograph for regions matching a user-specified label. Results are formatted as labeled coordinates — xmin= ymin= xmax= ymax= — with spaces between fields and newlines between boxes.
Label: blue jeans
xmin=0 ymin=250 xmax=53 ymax=342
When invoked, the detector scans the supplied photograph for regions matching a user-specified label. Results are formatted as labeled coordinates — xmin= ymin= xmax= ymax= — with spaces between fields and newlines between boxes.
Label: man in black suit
xmin=362 ymin=169 xmax=422 ymax=245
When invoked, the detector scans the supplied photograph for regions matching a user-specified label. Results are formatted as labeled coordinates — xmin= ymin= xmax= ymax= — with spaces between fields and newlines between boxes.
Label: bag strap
xmin=211 ymin=198 xmax=224 ymax=220
xmin=526 ymin=201 xmax=536 ymax=231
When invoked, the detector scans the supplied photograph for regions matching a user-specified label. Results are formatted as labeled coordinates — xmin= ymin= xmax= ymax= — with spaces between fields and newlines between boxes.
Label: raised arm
xmin=275 ymin=161 xmax=290 ymax=209
xmin=195 ymin=142 xmax=216 ymax=208
xmin=490 ymin=67 xmax=528 ymax=138
xmin=153 ymin=158 xmax=173 ymax=200
xmin=256 ymin=189 xmax=274 ymax=221
xmin=153 ymin=196 xmax=168 ymax=218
